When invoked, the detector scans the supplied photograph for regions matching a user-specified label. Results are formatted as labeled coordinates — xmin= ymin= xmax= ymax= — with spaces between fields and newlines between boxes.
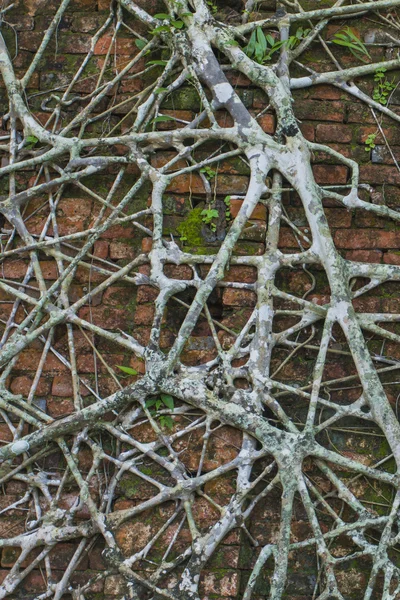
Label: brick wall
xmin=1 ymin=0 xmax=400 ymax=597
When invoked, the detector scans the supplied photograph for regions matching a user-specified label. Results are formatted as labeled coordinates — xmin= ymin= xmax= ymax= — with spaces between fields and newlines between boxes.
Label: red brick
xmin=325 ymin=209 xmax=352 ymax=228
xmin=134 ymin=305 xmax=155 ymax=325
xmin=345 ymin=250 xmax=382 ymax=263
xmin=109 ymin=242 xmax=138 ymax=260
xmin=222 ymin=289 xmax=257 ymax=307
xmin=200 ymin=571 xmax=240 ymax=597
xmin=51 ymin=375 xmax=91 ymax=397
xmin=2 ymin=260 xmax=29 ymax=279
xmin=137 ymin=285 xmax=158 ymax=303
xmin=360 ymin=165 xmax=400 ymax=185
xmin=229 ymin=200 xmax=266 ymax=220
xmin=335 ymin=229 xmax=400 ymax=249
xmin=312 ymin=165 xmax=348 ymax=184
xmin=309 ymin=85 xmax=342 ymax=100
xmin=316 ymin=124 xmax=352 ymax=144
xmin=38 ymin=261 xmax=59 ymax=279
xmin=142 ymin=237 xmax=153 ymax=252
xmin=10 ymin=376 xmax=50 ymax=396
xmin=102 ymin=286 xmax=135 ymax=306
xmin=15 ymin=352 xmax=68 ymax=372
xmin=49 ymin=544 xmax=88 ymax=570
xmin=94 ymin=35 xmax=137 ymax=55
xmin=357 ymin=126 xmax=398 ymax=145
xmin=294 ymin=100 xmax=345 ymax=122
xmin=223 ymin=266 xmax=257 ymax=283
xmin=279 ymin=228 xmax=311 ymax=249
xmin=300 ymin=123 xmax=315 ymax=141
xmin=78 ymin=306 xmax=132 ymax=329
xmin=47 ymin=397 xmax=75 ymax=418
xmin=383 ymin=252 xmax=400 ymax=265
xmin=163 ymin=264 xmax=193 ymax=279
xmin=93 ymin=240 xmax=109 ymax=259
xmin=257 ymin=113 xmax=275 ymax=134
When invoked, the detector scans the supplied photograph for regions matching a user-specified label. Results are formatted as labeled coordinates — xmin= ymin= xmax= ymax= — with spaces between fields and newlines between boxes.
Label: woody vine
xmin=1 ymin=0 xmax=400 ymax=598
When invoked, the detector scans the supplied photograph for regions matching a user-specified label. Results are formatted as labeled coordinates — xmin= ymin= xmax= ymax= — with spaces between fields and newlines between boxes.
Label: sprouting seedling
xmin=25 ymin=135 xmax=39 ymax=149
xmin=201 ymin=207 xmax=219 ymax=232
xmin=151 ymin=13 xmax=185 ymax=34
xmin=365 ymin=132 xmax=377 ymax=152
xmin=332 ymin=27 xmax=371 ymax=63
xmin=224 ymin=195 xmax=232 ymax=220
xmin=373 ymin=67 xmax=396 ymax=105
xmin=206 ymin=0 xmax=218 ymax=14
xmin=200 ymin=165 xmax=216 ymax=180
xmin=145 ymin=394 xmax=175 ymax=429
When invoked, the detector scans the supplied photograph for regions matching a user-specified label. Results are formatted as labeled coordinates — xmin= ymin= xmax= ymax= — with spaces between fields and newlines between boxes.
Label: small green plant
xmin=206 ymin=0 xmax=218 ymax=14
xmin=200 ymin=165 xmax=216 ymax=179
xmin=145 ymin=394 xmax=175 ymax=429
xmin=365 ymin=132 xmax=377 ymax=152
xmin=244 ymin=28 xmax=285 ymax=64
xmin=224 ymin=195 xmax=232 ymax=220
xmin=25 ymin=135 xmax=38 ymax=149
xmin=201 ymin=207 xmax=219 ymax=232
xmin=151 ymin=13 xmax=185 ymax=35
xmin=373 ymin=67 xmax=396 ymax=105
xmin=332 ymin=27 xmax=371 ymax=63
xmin=286 ymin=27 xmax=311 ymax=50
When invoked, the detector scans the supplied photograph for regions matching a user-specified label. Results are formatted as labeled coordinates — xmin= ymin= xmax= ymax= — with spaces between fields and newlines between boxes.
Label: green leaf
xmin=26 ymin=135 xmax=38 ymax=144
xmin=147 ymin=60 xmax=167 ymax=66
xmin=161 ymin=394 xmax=174 ymax=410
xmin=181 ymin=12 xmax=193 ymax=16
xmin=151 ymin=25 xmax=171 ymax=34
xmin=245 ymin=30 xmax=256 ymax=57
xmin=171 ymin=20 xmax=184 ymax=29
xmin=256 ymin=27 xmax=267 ymax=54
xmin=135 ymin=39 xmax=147 ymax=50
xmin=151 ymin=115 xmax=176 ymax=123
xmin=159 ymin=415 xmax=174 ymax=429
xmin=265 ymin=34 xmax=275 ymax=47
xmin=154 ymin=87 xmax=168 ymax=94
xmin=154 ymin=12 xmax=169 ymax=19
xmin=117 ymin=366 xmax=138 ymax=375
xmin=226 ymin=40 xmax=239 ymax=46
xmin=145 ymin=398 xmax=157 ymax=408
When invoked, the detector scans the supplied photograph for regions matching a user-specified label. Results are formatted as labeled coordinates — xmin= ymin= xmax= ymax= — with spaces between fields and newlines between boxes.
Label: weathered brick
xmin=222 ymin=289 xmax=257 ymax=307
xmin=10 ymin=376 xmax=50 ymax=396
xmin=312 ymin=165 xmax=348 ymax=184
xmin=360 ymin=165 xmax=400 ymax=185
xmin=335 ymin=229 xmax=400 ymax=249
xmin=383 ymin=251 xmax=400 ymax=265
xmin=229 ymin=200 xmax=266 ymax=220
xmin=294 ymin=100 xmax=345 ymax=122
xmin=52 ymin=375 xmax=91 ymax=397
xmin=316 ymin=124 xmax=352 ymax=143
xmin=200 ymin=571 xmax=240 ymax=597
xmin=345 ymin=250 xmax=382 ymax=263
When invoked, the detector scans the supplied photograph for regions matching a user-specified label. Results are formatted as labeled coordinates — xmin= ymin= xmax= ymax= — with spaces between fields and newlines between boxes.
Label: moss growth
xmin=176 ymin=205 xmax=205 ymax=246
xmin=163 ymin=87 xmax=201 ymax=111
xmin=119 ymin=477 xmax=140 ymax=498
xmin=176 ymin=205 xmax=217 ymax=255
